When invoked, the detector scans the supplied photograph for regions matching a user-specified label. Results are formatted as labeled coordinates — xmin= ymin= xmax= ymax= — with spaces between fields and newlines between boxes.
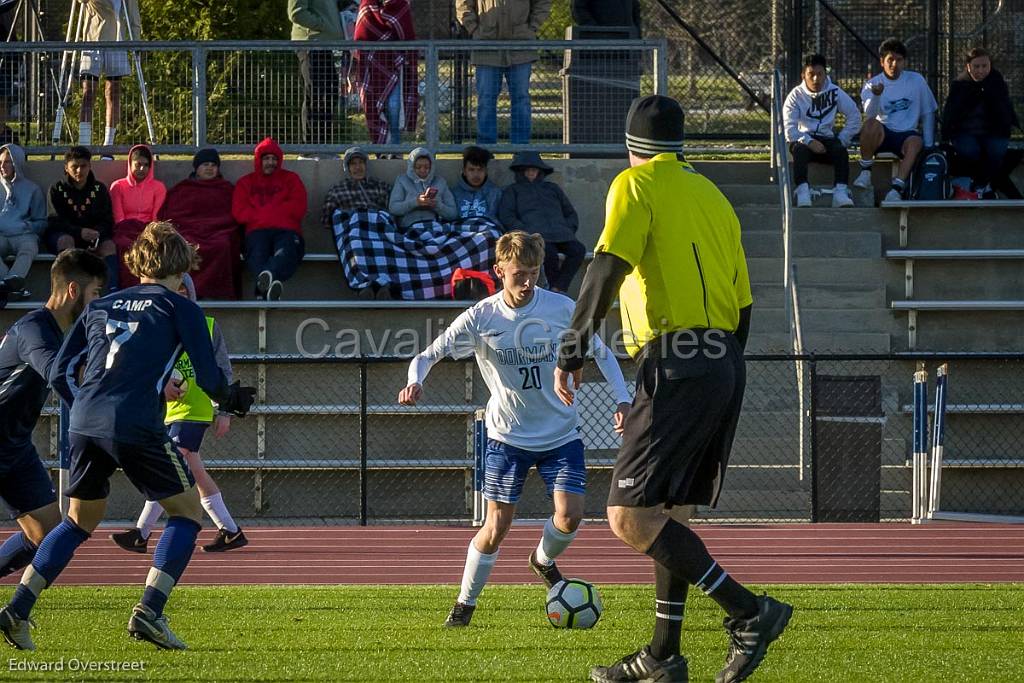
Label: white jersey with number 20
xmin=408 ymin=288 xmax=631 ymax=451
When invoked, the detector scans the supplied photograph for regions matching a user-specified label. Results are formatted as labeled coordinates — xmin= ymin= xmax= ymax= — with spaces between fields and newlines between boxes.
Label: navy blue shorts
xmin=483 ymin=438 xmax=586 ymax=504
xmin=0 ymin=446 xmax=57 ymax=517
xmin=877 ymin=126 xmax=922 ymax=157
xmin=66 ymin=432 xmax=195 ymax=502
xmin=167 ymin=421 xmax=209 ymax=453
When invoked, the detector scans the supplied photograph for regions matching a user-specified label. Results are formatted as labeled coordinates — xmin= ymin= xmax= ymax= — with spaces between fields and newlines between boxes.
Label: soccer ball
xmin=546 ymin=579 xmax=602 ymax=629
xmin=170 ymin=369 xmax=188 ymax=393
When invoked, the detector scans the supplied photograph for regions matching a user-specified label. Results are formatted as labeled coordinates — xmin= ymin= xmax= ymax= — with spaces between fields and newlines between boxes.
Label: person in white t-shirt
xmin=854 ymin=37 xmax=939 ymax=201
xmin=398 ymin=230 xmax=631 ymax=628
xmin=783 ymin=53 xmax=861 ymax=208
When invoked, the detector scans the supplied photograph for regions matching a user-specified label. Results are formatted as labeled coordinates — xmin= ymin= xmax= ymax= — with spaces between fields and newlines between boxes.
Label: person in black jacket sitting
xmin=941 ymin=47 xmax=1020 ymax=198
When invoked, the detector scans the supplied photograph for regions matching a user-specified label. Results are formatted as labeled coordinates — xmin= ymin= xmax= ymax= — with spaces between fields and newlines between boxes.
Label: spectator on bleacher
xmin=321 ymin=147 xmax=393 ymax=230
xmin=783 ymin=54 xmax=861 ymax=208
xmin=456 ymin=0 xmax=552 ymax=145
xmin=453 ymin=145 xmax=502 ymax=224
xmin=855 ymin=38 xmax=938 ymax=202
xmin=110 ymin=144 xmax=166 ymax=289
xmin=232 ymin=137 xmax=308 ymax=301
xmin=45 ymin=146 xmax=118 ymax=291
xmin=288 ymin=0 xmax=343 ymax=150
xmin=159 ymin=148 xmax=242 ymax=299
xmin=389 ymin=147 xmax=458 ymax=228
xmin=498 ymin=151 xmax=584 ymax=293
xmin=353 ymin=0 xmax=419 ymax=146
xmin=571 ymin=0 xmax=641 ymax=35
xmin=78 ymin=0 xmax=142 ymax=153
xmin=941 ymin=48 xmax=1021 ymax=199
xmin=0 ymin=144 xmax=46 ymax=295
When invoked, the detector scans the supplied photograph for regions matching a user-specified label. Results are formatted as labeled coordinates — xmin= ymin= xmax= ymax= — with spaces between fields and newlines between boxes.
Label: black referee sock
xmin=645 ymin=519 xmax=758 ymax=620
xmin=650 ymin=561 xmax=688 ymax=660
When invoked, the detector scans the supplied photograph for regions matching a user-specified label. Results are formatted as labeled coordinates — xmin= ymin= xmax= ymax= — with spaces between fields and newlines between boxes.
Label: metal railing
xmin=2 ymin=38 xmax=668 ymax=156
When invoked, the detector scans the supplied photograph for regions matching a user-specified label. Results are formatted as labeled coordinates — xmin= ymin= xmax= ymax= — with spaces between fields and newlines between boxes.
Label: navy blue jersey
xmin=0 ymin=308 xmax=63 ymax=455
xmin=50 ymin=284 xmax=230 ymax=445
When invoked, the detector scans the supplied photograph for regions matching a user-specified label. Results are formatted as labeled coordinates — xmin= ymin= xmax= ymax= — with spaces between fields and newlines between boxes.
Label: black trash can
xmin=561 ymin=25 xmax=641 ymax=154
xmin=812 ymin=374 xmax=885 ymax=522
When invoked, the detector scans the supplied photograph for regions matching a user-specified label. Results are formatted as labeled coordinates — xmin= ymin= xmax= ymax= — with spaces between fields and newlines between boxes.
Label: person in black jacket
xmin=941 ymin=47 xmax=1020 ymax=198
xmin=572 ymin=0 xmax=641 ymax=34
xmin=498 ymin=152 xmax=585 ymax=294
xmin=45 ymin=146 xmax=118 ymax=290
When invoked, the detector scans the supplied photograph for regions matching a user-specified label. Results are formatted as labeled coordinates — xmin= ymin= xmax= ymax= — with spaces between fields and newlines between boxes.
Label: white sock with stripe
xmin=201 ymin=492 xmax=239 ymax=534
xmin=136 ymin=501 xmax=164 ymax=540
xmin=456 ymin=541 xmax=498 ymax=606
xmin=534 ymin=516 xmax=577 ymax=565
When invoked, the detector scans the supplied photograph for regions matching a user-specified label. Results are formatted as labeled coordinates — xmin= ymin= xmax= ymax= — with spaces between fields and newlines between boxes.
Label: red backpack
xmin=451 ymin=268 xmax=496 ymax=301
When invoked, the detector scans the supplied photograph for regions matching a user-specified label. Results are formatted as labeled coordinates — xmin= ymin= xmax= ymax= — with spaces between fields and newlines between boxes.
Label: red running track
xmin=2 ymin=523 xmax=1022 ymax=586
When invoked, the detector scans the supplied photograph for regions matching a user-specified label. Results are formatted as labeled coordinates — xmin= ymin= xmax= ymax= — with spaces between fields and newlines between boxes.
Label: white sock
xmin=136 ymin=500 xmax=164 ymax=539
xmin=859 ymin=159 xmax=873 ymax=169
xmin=201 ymin=492 xmax=238 ymax=533
xmin=835 ymin=183 xmax=849 ymax=190
xmin=534 ymin=516 xmax=577 ymax=566
xmin=103 ymin=126 xmax=116 ymax=146
xmin=456 ymin=541 xmax=498 ymax=606
xmin=78 ymin=122 xmax=92 ymax=146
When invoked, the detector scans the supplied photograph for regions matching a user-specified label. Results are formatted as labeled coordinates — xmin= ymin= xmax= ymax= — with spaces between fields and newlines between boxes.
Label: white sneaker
xmin=884 ymin=188 xmax=903 ymax=202
xmin=853 ymin=169 xmax=873 ymax=189
xmin=795 ymin=183 xmax=812 ymax=208
xmin=832 ymin=185 xmax=854 ymax=208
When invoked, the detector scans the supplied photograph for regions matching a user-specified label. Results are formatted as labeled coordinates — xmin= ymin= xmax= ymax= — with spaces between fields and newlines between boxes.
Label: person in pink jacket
xmin=111 ymin=144 xmax=167 ymax=288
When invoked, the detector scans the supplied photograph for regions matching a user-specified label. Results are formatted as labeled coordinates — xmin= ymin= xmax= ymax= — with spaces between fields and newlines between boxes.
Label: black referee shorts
xmin=607 ymin=329 xmax=745 ymax=509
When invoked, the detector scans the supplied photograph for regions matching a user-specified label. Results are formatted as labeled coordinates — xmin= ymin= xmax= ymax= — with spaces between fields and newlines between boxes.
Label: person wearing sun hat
xmin=556 ymin=94 xmax=794 ymax=683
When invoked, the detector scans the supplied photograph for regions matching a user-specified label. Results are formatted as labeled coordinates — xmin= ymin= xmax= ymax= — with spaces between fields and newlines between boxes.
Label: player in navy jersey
xmin=0 ymin=250 xmax=107 ymax=582
xmin=0 ymin=222 xmax=255 ymax=651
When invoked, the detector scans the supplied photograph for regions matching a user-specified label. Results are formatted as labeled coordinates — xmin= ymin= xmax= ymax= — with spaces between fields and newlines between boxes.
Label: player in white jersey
xmin=399 ymin=231 xmax=631 ymax=627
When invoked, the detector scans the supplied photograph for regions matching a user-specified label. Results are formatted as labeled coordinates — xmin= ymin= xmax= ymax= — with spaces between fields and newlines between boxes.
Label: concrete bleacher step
xmin=742 ymin=231 xmax=880 ymax=259
xmin=885 ymin=259 xmax=1024 ymax=302
xmin=748 ymin=256 xmax=885 ymax=285
xmin=754 ymin=282 xmax=886 ymax=310
xmin=714 ymin=184 xmax=780 ymax=206
xmin=753 ymin=306 xmax=894 ymax=334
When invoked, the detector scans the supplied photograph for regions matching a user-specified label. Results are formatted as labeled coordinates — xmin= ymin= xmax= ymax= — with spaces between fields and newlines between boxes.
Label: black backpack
xmin=910 ymin=149 xmax=951 ymax=200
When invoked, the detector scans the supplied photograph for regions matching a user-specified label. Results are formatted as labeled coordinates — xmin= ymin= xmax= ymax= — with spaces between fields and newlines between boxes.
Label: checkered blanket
xmin=333 ymin=210 xmax=501 ymax=300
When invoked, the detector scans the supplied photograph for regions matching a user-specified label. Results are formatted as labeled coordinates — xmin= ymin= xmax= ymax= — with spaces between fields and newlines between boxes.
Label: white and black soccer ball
xmin=545 ymin=578 xmax=603 ymax=629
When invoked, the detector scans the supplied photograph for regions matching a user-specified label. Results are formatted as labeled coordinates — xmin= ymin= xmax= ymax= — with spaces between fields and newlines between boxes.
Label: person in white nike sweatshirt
xmin=782 ymin=53 xmax=861 ymax=208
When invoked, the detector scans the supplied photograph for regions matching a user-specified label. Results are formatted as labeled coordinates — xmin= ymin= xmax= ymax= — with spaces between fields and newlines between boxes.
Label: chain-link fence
xmin=1 ymin=39 xmax=667 ymax=155
xmin=13 ymin=353 xmax=1024 ymax=527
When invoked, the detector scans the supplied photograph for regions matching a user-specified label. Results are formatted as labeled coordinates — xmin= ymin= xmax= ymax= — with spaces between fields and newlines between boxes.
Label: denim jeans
xmin=475 ymin=62 xmax=532 ymax=145
xmin=244 ymin=229 xmax=305 ymax=284
xmin=386 ymin=82 xmax=402 ymax=145
xmin=952 ymin=133 xmax=1009 ymax=188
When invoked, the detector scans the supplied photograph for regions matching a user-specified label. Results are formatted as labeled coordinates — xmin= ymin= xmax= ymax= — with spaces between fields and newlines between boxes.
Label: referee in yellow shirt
xmin=555 ymin=96 xmax=792 ymax=683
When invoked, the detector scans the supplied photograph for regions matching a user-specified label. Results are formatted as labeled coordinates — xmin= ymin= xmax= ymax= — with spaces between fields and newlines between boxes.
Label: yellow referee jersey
xmin=596 ymin=153 xmax=752 ymax=357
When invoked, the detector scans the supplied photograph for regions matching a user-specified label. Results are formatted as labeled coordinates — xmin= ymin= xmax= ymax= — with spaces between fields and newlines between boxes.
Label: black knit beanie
xmin=192 ymin=147 xmax=221 ymax=169
xmin=625 ymin=95 xmax=685 ymax=156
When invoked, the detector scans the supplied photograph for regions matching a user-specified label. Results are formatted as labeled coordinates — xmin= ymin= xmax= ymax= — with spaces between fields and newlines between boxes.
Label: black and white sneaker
xmin=267 ymin=279 xmax=283 ymax=301
xmin=590 ymin=646 xmax=688 ymax=682
xmin=715 ymin=595 xmax=793 ymax=683
xmin=0 ymin=606 xmax=35 ymax=651
xmin=443 ymin=602 xmax=475 ymax=627
xmin=255 ymin=270 xmax=273 ymax=299
xmin=202 ymin=527 xmax=248 ymax=553
xmin=110 ymin=528 xmax=149 ymax=554
xmin=528 ymin=550 xmax=563 ymax=589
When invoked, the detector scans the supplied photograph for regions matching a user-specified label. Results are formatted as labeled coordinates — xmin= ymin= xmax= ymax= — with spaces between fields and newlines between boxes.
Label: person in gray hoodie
xmin=452 ymin=145 xmax=502 ymax=225
xmin=388 ymin=147 xmax=459 ymax=228
xmin=498 ymin=151 xmax=584 ymax=293
xmin=0 ymin=144 xmax=47 ymax=293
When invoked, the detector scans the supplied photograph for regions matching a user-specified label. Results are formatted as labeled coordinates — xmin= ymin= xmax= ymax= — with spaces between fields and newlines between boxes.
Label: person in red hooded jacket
xmin=110 ymin=144 xmax=167 ymax=289
xmin=231 ymin=138 xmax=308 ymax=301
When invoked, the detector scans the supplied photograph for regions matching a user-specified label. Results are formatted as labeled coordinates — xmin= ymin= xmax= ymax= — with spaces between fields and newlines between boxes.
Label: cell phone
xmin=426 ymin=187 xmax=438 ymax=199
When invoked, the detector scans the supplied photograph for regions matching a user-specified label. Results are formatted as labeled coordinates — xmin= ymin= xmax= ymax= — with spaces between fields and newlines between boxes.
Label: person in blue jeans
xmin=941 ymin=47 xmax=1020 ymax=198
xmin=456 ymin=0 xmax=552 ymax=145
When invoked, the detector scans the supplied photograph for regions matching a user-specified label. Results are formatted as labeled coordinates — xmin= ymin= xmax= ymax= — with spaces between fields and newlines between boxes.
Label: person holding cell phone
xmin=388 ymin=147 xmax=458 ymax=228
xmin=45 ymin=146 xmax=119 ymax=292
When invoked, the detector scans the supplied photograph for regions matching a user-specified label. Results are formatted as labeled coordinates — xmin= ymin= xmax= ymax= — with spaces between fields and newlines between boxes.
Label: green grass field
xmin=3 ymin=584 xmax=1022 ymax=681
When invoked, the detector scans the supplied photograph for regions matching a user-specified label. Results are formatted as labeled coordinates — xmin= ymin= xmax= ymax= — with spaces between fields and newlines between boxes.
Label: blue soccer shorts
xmin=167 ymin=421 xmax=210 ymax=453
xmin=0 ymin=446 xmax=57 ymax=517
xmin=483 ymin=438 xmax=586 ymax=504
xmin=66 ymin=432 xmax=195 ymax=502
